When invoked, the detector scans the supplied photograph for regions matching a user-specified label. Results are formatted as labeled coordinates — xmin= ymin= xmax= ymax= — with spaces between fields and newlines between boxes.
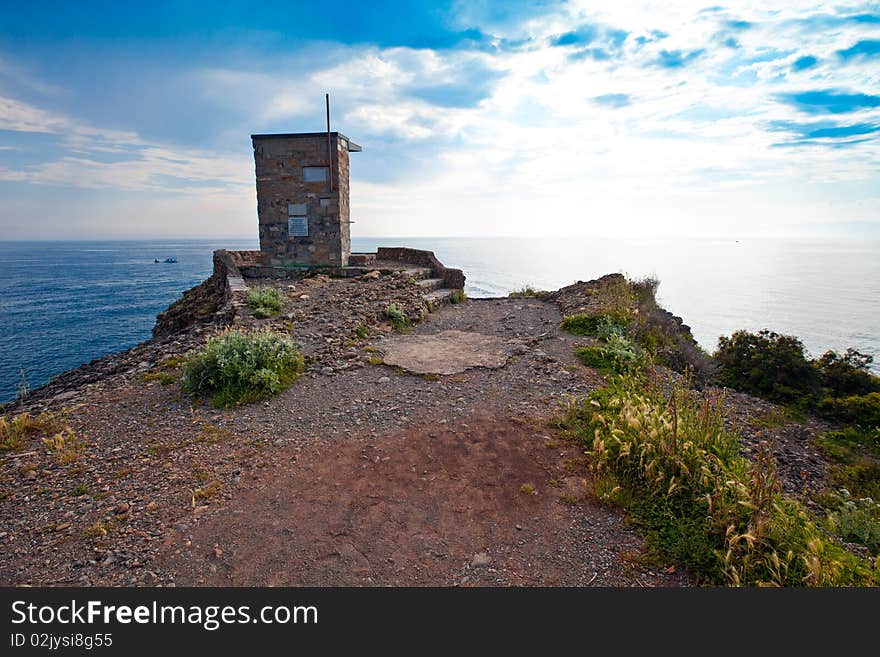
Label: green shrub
xmin=182 ymin=330 xmax=304 ymax=408
xmin=816 ymin=349 xmax=880 ymax=397
xmin=247 ymin=286 xmax=284 ymax=318
xmin=575 ymin=334 xmax=645 ymax=374
xmin=715 ymin=329 xmax=819 ymax=405
xmin=561 ymin=374 xmax=878 ymax=586
xmin=450 ymin=290 xmax=467 ymax=304
xmin=561 ymin=313 xmax=626 ymax=338
xmin=817 ymin=392 xmax=880 ymax=428
xmin=383 ymin=303 xmax=408 ymax=328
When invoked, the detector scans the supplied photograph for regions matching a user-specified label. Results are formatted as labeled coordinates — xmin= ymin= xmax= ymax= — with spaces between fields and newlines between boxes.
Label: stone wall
xmin=376 ymin=247 xmax=465 ymax=289
xmin=152 ymin=249 xmax=248 ymax=337
xmin=253 ymin=133 xmax=350 ymax=267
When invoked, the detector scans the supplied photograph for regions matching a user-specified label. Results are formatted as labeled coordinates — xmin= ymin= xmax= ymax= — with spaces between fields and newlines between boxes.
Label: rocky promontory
xmin=0 ymin=258 xmax=853 ymax=586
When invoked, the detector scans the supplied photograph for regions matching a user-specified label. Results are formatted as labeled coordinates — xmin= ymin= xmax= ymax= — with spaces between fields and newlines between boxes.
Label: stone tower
xmin=252 ymin=131 xmax=361 ymax=267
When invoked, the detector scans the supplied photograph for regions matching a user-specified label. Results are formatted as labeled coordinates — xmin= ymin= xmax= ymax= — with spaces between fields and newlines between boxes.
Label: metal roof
xmin=250 ymin=131 xmax=362 ymax=152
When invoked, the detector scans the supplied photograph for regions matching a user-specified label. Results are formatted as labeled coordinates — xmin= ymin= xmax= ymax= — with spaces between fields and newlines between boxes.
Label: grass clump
xmin=1 ymin=411 xmax=68 ymax=452
xmin=182 ymin=329 xmax=304 ymax=408
xmin=68 ymin=482 xmax=90 ymax=497
xmin=509 ymin=285 xmax=543 ymax=298
xmin=141 ymin=371 xmax=176 ymax=386
xmin=247 ymin=286 xmax=284 ymax=319
xmin=560 ymin=373 xmax=879 ymax=586
xmin=193 ymin=480 xmax=223 ymax=503
xmin=42 ymin=427 xmax=87 ymax=465
xmin=383 ymin=303 xmax=409 ymax=329
xmin=1 ymin=412 xmax=81 ymax=463
xmin=450 ymin=290 xmax=467 ymax=304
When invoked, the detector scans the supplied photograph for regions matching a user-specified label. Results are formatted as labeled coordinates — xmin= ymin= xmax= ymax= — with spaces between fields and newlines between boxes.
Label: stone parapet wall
xmin=376 ymin=247 xmax=465 ymax=290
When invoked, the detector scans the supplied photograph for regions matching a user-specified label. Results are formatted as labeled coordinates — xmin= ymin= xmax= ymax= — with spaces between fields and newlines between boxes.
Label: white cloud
xmin=0 ymin=0 xmax=878 ymax=238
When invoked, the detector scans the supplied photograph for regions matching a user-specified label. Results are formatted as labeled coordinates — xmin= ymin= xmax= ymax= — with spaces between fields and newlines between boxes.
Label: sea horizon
xmin=1 ymin=234 xmax=878 ymax=402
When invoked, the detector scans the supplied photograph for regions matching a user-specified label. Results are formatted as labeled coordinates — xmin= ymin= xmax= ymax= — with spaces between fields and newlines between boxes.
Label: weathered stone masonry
xmin=252 ymin=131 xmax=361 ymax=267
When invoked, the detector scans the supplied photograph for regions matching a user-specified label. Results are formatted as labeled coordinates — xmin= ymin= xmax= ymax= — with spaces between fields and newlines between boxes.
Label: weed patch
xmin=383 ymin=303 xmax=409 ymax=329
xmin=0 ymin=412 xmax=67 ymax=452
xmin=247 ymin=286 xmax=284 ymax=318
xmin=509 ymin=285 xmax=543 ymax=298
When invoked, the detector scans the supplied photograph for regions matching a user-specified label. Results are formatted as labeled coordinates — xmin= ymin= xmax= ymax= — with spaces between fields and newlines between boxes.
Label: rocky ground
xmin=0 ymin=272 xmax=839 ymax=586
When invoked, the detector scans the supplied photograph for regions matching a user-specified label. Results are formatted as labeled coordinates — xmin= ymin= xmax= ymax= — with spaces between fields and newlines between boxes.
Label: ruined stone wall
xmin=253 ymin=134 xmax=349 ymax=267
xmin=376 ymin=247 xmax=465 ymax=290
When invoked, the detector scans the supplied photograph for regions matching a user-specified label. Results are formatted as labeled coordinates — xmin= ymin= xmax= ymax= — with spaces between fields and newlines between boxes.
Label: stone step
xmin=422 ymin=288 xmax=461 ymax=310
xmin=342 ymin=265 xmax=433 ymax=279
xmin=348 ymin=252 xmax=376 ymax=266
xmin=416 ymin=278 xmax=445 ymax=291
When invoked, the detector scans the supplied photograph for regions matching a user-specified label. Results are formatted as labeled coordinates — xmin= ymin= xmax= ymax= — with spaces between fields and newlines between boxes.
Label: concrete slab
xmin=381 ymin=330 xmax=513 ymax=375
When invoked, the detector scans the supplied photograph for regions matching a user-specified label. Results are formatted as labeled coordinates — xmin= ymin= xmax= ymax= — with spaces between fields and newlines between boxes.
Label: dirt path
xmin=160 ymin=411 xmax=687 ymax=586
xmin=156 ymin=298 xmax=686 ymax=586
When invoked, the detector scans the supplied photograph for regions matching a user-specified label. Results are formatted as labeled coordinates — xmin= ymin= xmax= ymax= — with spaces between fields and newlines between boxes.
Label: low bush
xmin=561 ymin=313 xmax=626 ymax=339
xmin=816 ymin=392 xmax=880 ymax=428
xmin=714 ymin=329 xmax=819 ymax=405
xmin=816 ymin=349 xmax=880 ymax=398
xmin=574 ymin=334 xmax=645 ymax=375
xmin=247 ymin=286 xmax=284 ymax=319
xmin=826 ymin=491 xmax=880 ymax=556
xmin=182 ymin=330 xmax=304 ymax=408
xmin=560 ymin=374 xmax=878 ymax=585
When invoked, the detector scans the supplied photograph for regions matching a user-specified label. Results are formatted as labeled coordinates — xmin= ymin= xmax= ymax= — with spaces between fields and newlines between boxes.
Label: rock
xmin=145 ymin=501 xmax=159 ymax=513
xmin=25 ymin=470 xmax=37 ymax=480
xmin=115 ymin=502 xmax=130 ymax=515
xmin=378 ymin=376 xmax=391 ymax=383
xmin=472 ymin=552 xmax=491 ymax=567
xmin=360 ymin=270 xmax=381 ymax=281
xmin=212 ymin=547 xmax=223 ymax=559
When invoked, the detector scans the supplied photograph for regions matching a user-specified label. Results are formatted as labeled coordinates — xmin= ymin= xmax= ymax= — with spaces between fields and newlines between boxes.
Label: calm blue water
xmin=1 ymin=237 xmax=878 ymax=402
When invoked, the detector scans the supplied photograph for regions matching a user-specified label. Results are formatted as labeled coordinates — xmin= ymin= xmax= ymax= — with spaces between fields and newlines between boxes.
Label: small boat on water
xmin=154 ymin=258 xmax=178 ymax=263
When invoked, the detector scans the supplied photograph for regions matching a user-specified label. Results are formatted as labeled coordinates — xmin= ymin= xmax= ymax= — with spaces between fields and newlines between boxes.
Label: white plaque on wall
xmin=288 ymin=216 xmax=308 ymax=237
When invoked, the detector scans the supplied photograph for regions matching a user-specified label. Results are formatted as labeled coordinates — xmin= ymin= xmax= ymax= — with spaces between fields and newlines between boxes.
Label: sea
xmin=1 ymin=236 xmax=878 ymax=403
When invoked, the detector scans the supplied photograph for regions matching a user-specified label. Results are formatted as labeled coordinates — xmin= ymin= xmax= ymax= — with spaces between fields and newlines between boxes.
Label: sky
xmin=0 ymin=0 xmax=878 ymax=239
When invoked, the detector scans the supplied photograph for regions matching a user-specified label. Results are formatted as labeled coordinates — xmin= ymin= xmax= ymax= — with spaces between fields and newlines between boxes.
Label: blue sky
xmin=0 ymin=0 xmax=878 ymax=238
